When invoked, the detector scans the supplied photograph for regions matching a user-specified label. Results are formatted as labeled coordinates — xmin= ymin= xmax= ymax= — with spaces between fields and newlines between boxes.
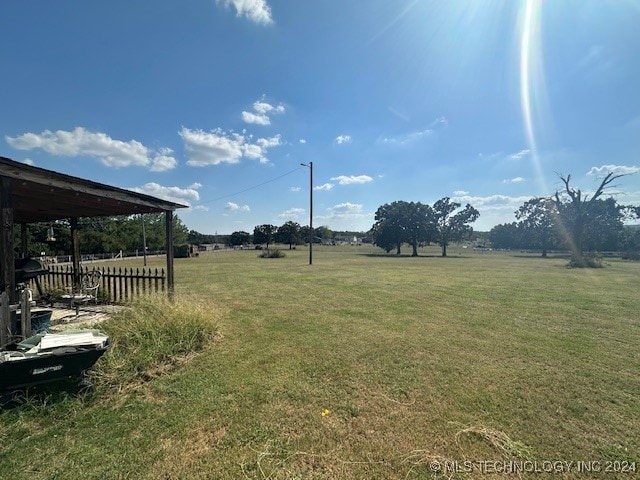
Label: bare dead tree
xmin=553 ymin=172 xmax=625 ymax=264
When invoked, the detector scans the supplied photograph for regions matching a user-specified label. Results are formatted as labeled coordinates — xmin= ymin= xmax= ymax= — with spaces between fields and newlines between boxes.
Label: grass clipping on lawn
xmin=90 ymin=294 xmax=221 ymax=391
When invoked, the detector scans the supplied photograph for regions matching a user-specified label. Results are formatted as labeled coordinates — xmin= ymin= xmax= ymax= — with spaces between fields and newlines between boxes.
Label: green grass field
xmin=1 ymin=247 xmax=639 ymax=479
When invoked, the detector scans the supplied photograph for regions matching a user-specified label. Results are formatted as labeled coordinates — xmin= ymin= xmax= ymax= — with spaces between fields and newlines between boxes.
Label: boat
xmin=0 ymin=330 xmax=110 ymax=405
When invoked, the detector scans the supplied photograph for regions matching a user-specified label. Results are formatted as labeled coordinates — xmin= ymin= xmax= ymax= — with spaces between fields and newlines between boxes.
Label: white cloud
xmin=22 ymin=158 xmax=34 ymax=166
xmin=381 ymin=129 xmax=432 ymax=145
xmin=5 ymin=127 xmax=157 ymax=169
xmin=226 ymin=202 xmax=250 ymax=212
xmin=189 ymin=182 xmax=203 ymax=189
xmin=509 ymin=149 xmax=530 ymax=160
xmin=130 ymin=182 xmax=200 ymax=207
xmin=451 ymin=193 xmax=534 ymax=212
xmin=587 ymin=164 xmax=640 ymax=176
xmin=193 ymin=205 xmax=209 ymax=212
xmin=256 ymin=135 xmax=282 ymax=148
xmin=253 ymin=100 xmax=284 ymax=115
xmin=290 ymin=186 xmax=301 ymax=192
xmin=315 ymin=203 xmax=366 ymax=224
xmin=241 ymin=111 xmax=270 ymax=125
xmin=181 ymin=127 xmax=280 ymax=166
xmin=242 ymin=98 xmax=285 ymax=125
xmin=278 ymin=207 xmax=305 ymax=219
xmin=217 ymin=0 xmax=273 ymax=25
xmin=314 ymin=183 xmax=334 ymax=191
xmin=503 ymin=177 xmax=525 ymax=183
xmin=299 ymin=139 xmax=306 ymax=144
xmin=335 ymin=134 xmax=352 ymax=144
xmin=330 ymin=202 xmax=363 ymax=214
xmin=453 ymin=190 xmax=469 ymax=196
xmin=381 ymin=117 xmax=447 ymax=146
xmin=330 ymin=175 xmax=373 ymax=185
xmin=150 ymin=148 xmax=178 ymax=172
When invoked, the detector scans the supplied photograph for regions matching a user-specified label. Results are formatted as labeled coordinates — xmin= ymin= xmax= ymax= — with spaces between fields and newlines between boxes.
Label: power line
xmin=200 ymin=166 xmax=303 ymax=205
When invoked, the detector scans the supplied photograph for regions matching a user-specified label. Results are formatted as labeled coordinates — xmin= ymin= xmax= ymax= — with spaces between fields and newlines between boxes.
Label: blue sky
xmin=2 ymin=0 xmax=639 ymax=234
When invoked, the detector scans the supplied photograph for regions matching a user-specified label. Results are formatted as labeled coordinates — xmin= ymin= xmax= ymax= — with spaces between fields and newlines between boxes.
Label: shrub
xmin=258 ymin=248 xmax=285 ymax=259
xmin=568 ymin=254 xmax=603 ymax=268
xmin=90 ymin=294 xmax=221 ymax=390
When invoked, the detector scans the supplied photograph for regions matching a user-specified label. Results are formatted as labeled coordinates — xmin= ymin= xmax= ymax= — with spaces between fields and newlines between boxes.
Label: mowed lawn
xmin=1 ymin=247 xmax=639 ymax=479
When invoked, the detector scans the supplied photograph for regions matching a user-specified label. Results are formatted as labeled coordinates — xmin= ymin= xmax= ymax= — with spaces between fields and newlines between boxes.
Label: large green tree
xmin=276 ymin=221 xmax=301 ymax=249
xmin=371 ymin=201 xmax=408 ymax=255
xmin=371 ymin=201 xmax=433 ymax=256
xmin=489 ymin=222 xmax=522 ymax=250
xmin=228 ymin=231 xmax=250 ymax=247
xmin=515 ymin=197 xmax=558 ymax=257
xmin=432 ymin=197 xmax=479 ymax=257
xmin=253 ymin=224 xmax=276 ymax=250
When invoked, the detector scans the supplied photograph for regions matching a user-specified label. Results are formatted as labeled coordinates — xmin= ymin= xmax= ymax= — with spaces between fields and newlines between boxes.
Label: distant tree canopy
xmin=14 ymin=214 xmax=189 ymax=257
xmin=371 ymin=198 xmax=479 ymax=256
xmin=228 ymin=231 xmax=251 ymax=246
xmin=432 ymin=198 xmax=480 ymax=257
xmin=276 ymin=221 xmax=301 ymax=249
xmin=253 ymin=224 xmax=277 ymax=250
xmin=489 ymin=172 xmax=638 ymax=264
xmin=515 ymin=197 xmax=558 ymax=257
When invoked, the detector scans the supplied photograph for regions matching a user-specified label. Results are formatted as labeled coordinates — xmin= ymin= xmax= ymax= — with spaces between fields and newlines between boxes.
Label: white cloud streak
xmin=509 ymin=149 xmax=531 ymax=160
xmin=217 ymin=0 xmax=273 ymax=25
xmin=451 ymin=193 xmax=534 ymax=212
xmin=314 ymin=183 xmax=334 ymax=191
xmin=335 ymin=134 xmax=352 ymax=144
xmin=587 ymin=164 xmax=640 ymax=176
xmin=5 ymin=127 xmax=176 ymax=170
xmin=381 ymin=129 xmax=432 ymax=145
xmin=278 ymin=207 xmax=305 ymax=219
xmin=330 ymin=175 xmax=373 ymax=185
xmin=503 ymin=177 xmax=525 ymax=183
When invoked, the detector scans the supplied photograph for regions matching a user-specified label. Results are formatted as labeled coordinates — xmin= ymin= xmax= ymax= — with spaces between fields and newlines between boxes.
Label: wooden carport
xmin=0 ymin=156 xmax=188 ymax=346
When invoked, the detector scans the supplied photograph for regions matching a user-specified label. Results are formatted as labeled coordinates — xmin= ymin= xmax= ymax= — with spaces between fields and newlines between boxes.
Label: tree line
xmin=371 ymin=197 xmax=480 ymax=256
xmin=15 ymin=214 xmax=189 ymax=257
xmin=227 ymin=223 xmax=340 ymax=250
xmin=489 ymin=173 xmax=640 ymax=265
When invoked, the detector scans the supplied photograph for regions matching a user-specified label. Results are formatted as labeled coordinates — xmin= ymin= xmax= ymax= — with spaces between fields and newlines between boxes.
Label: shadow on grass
xmin=509 ymin=254 xmax=571 ymax=260
xmin=359 ymin=253 xmax=473 ymax=259
xmin=0 ymin=379 xmax=94 ymax=411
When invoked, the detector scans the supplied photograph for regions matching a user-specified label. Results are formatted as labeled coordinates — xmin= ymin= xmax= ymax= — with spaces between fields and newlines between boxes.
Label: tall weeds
xmin=90 ymin=294 xmax=221 ymax=390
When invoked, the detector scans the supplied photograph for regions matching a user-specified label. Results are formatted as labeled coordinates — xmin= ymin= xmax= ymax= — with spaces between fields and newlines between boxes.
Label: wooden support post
xmin=0 ymin=291 xmax=10 ymax=347
xmin=1 ymin=177 xmax=15 ymax=346
xmin=1 ymin=177 xmax=15 ymax=301
xmin=165 ymin=210 xmax=174 ymax=300
xmin=71 ymin=217 xmax=81 ymax=292
xmin=20 ymin=287 xmax=31 ymax=339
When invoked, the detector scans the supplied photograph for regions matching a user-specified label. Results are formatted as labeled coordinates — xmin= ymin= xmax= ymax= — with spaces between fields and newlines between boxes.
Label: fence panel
xmin=34 ymin=265 xmax=166 ymax=304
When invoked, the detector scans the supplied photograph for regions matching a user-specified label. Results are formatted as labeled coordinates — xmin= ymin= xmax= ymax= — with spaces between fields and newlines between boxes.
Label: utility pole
xmin=300 ymin=162 xmax=313 ymax=265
